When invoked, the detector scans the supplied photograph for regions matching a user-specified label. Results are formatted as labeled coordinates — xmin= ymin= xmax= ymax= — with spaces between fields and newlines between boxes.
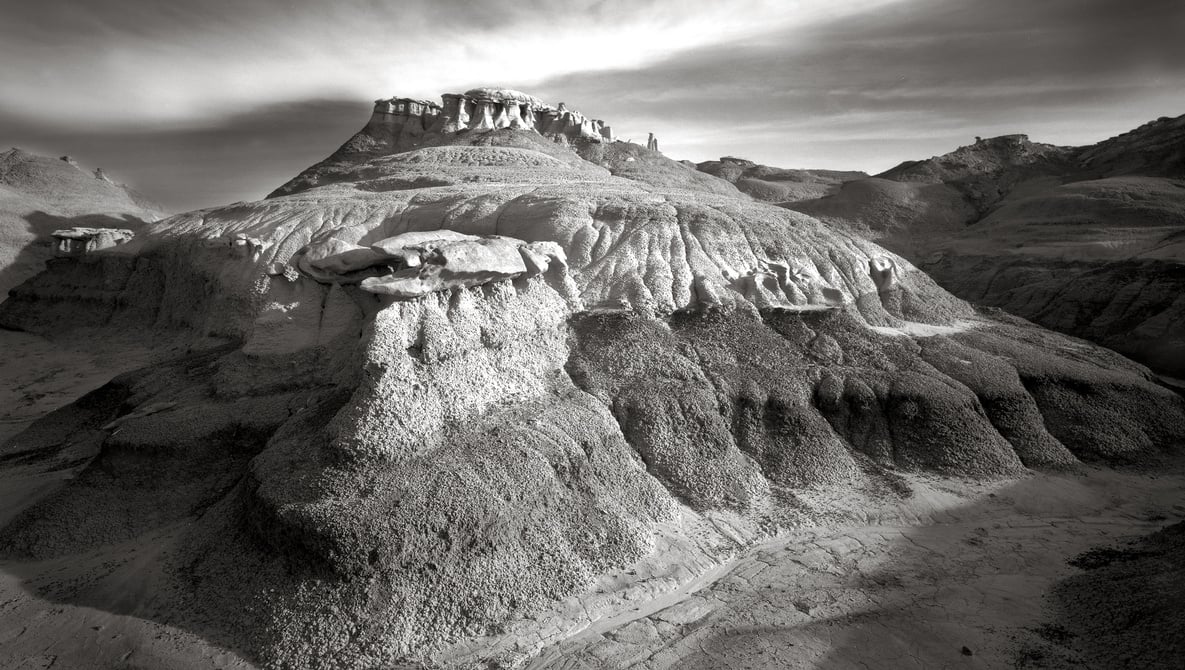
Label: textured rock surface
xmin=52 ymin=226 xmax=135 ymax=256
xmin=1 ymin=93 xmax=1183 ymax=669
xmin=0 ymin=148 xmax=163 ymax=295
xmin=787 ymin=115 xmax=1185 ymax=377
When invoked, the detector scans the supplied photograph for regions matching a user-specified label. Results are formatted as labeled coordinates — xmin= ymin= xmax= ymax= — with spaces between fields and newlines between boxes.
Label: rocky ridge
xmin=1 ymin=91 xmax=1183 ymax=668
xmin=787 ymin=115 xmax=1185 ymax=377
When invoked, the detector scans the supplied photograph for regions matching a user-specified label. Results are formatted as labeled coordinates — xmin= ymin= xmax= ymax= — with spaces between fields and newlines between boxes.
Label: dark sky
xmin=2 ymin=0 xmax=1182 ymax=212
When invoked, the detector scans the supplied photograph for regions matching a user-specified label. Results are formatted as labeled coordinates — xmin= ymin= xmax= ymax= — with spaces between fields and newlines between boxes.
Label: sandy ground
xmin=0 ymin=329 xmax=252 ymax=670
xmin=0 ymin=330 xmax=166 ymax=444
xmin=1 ymin=328 xmax=1183 ymax=669
xmin=526 ymin=467 xmax=1185 ymax=669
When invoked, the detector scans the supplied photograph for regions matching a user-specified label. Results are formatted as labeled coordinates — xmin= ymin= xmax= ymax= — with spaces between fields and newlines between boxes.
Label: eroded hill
xmin=786 ymin=116 xmax=1185 ymax=377
xmin=1 ymin=91 xmax=1183 ymax=669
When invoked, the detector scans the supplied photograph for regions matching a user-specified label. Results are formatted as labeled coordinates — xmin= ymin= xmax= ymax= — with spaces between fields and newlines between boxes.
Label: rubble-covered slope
xmin=2 ymin=106 xmax=1184 ymax=669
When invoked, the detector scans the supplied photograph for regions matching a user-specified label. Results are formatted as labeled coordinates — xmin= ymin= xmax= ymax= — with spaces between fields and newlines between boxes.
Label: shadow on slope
xmin=0 ymin=210 xmax=150 ymax=301
xmin=595 ymin=460 xmax=1185 ymax=670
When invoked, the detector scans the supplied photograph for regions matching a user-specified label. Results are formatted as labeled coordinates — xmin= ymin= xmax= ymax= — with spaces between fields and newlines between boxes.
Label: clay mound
xmin=1043 ymin=521 xmax=1185 ymax=667
xmin=697 ymin=156 xmax=867 ymax=203
xmin=2 ymin=95 xmax=1184 ymax=668
xmin=920 ymin=177 xmax=1185 ymax=377
xmin=0 ymin=149 xmax=164 ymax=295
xmin=271 ymin=129 xmax=610 ymax=197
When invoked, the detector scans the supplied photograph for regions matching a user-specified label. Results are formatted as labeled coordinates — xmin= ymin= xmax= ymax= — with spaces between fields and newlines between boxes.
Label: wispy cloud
xmin=525 ymin=0 xmax=1185 ymax=171
xmin=0 ymin=0 xmax=893 ymax=127
xmin=0 ymin=0 xmax=1180 ymax=211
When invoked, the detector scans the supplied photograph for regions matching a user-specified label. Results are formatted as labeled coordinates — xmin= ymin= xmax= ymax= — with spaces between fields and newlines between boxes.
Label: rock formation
xmin=788 ymin=114 xmax=1185 ymax=376
xmin=201 ymin=231 xmax=267 ymax=260
xmin=646 ymin=133 xmax=659 ymax=152
xmin=0 ymin=148 xmax=163 ymax=295
xmin=270 ymin=89 xmax=643 ymax=198
xmin=1 ymin=92 xmax=1183 ymax=670
xmin=51 ymin=226 xmax=135 ymax=256
xmin=287 ymin=229 xmax=571 ymax=300
xmin=370 ymin=88 xmax=616 ymax=149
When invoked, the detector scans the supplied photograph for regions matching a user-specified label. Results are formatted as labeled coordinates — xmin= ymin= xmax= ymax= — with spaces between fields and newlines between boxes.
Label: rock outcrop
xmin=288 ymin=229 xmax=571 ymax=300
xmin=2 ymin=92 xmax=1183 ymax=669
xmin=51 ymin=226 xmax=135 ymax=256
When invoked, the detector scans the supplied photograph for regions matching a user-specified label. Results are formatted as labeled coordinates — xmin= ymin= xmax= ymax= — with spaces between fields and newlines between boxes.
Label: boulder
xmin=360 ymin=236 xmax=528 ymax=299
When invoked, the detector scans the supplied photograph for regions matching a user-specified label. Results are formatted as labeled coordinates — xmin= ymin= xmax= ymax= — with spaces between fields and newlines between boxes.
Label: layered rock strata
xmin=367 ymin=88 xmax=616 ymax=154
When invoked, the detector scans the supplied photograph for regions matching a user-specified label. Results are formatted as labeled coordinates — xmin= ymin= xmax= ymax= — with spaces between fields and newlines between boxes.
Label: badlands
xmin=0 ymin=88 xmax=1183 ymax=669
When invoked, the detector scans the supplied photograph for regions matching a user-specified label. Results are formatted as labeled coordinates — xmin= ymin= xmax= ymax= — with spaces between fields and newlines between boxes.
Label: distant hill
xmin=0 ymin=149 xmax=165 ymax=296
xmin=696 ymin=156 xmax=867 ymax=203
xmin=786 ymin=115 xmax=1185 ymax=376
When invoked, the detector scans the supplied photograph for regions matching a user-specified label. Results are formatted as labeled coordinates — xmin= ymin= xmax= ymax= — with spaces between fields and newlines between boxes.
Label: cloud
xmin=521 ymin=0 xmax=1185 ymax=170
xmin=0 ymin=0 xmax=892 ymax=128
xmin=1 ymin=0 xmax=1181 ymax=210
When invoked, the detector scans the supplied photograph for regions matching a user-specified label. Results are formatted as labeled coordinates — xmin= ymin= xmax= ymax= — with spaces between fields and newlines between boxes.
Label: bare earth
xmin=1 ymin=328 xmax=1182 ymax=669
xmin=529 ymin=467 xmax=1185 ymax=668
xmin=0 ymin=330 xmax=245 ymax=670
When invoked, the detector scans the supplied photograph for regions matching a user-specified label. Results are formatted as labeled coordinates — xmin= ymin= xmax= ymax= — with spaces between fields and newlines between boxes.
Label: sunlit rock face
xmin=51 ymin=226 xmax=135 ymax=257
xmin=290 ymin=229 xmax=572 ymax=300
xmin=367 ymin=88 xmax=613 ymax=152
xmin=2 ymin=90 xmax=1184 ymax=670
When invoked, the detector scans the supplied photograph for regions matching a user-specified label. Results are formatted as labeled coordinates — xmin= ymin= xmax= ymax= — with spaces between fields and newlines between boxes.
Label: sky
xmin=1 ymin=0 xmax=1182 ymax=212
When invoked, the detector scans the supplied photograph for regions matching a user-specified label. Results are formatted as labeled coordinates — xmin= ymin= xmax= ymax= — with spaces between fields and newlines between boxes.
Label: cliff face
xmin=2 ymin=92 xmax=1184 ymax=668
